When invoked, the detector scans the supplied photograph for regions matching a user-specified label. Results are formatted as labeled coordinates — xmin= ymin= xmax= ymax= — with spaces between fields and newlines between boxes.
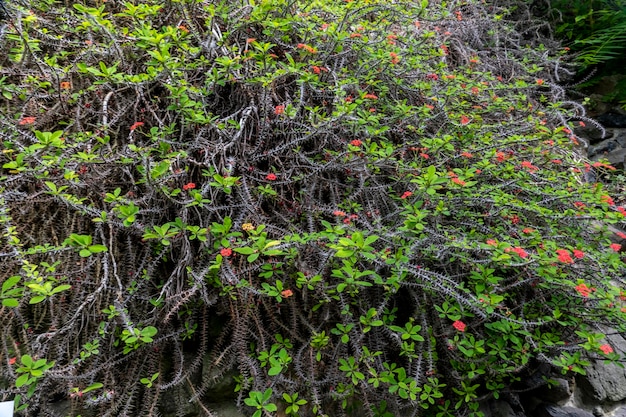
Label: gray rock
xmin=589 ymin=139 xmax=619 ymax=158
xmin=534 ymin=378 xmax=573 ymax=404
xmin=613 ymin=130 xmax=626 ymax=148
xmin=578 ymin=333 xmax=626 ymax=402
xmin=480 ymin=399 xmax=525 ymax=417
xmin=597 ymin=112 xmax=626 ymax=128
xmin=611 ymin=405 xmax=626 ymax=417
xmin=536 ymin=404 xmax=595 ymax=417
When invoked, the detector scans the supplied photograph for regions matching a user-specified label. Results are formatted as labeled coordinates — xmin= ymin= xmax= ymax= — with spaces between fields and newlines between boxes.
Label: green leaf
xmin=2 ymin=298 xmax=19 ymax=307
xmin=79 ymin=249 xmax=92 ymax=257
xmin=15 ymin=374 xmax=29 ymax=388
xmin=29 ymin=295 xmax=46 ymax=304
xmin=234 ymin=247 xmax=255 ymax=255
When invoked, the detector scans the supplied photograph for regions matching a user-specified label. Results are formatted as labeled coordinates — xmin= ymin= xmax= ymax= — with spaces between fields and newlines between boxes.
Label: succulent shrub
xmin=0 ymin=0 xmax=625 ymax=416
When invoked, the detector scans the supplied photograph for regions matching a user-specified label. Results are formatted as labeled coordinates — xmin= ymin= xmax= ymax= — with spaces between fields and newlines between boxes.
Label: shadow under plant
xmin=1 ymin=0 xmax=626 ymax=417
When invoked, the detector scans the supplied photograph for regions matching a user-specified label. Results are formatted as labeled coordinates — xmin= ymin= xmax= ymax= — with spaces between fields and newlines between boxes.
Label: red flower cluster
xmin=451 ymin=177 xmax=466 ymax=186
xmin=182 ymin=182 xmax=196 ymax=191
xmin=350 ymin=139 xmax=362 ymax=147
xmin=575 ymin=283 xmax=592 ymax=297
xmin=389 ymin=52 xmax=400 ymax=65
xmin=556 ymin=249 xmax=573 ymax=264
xmin=521 ymin=160 xmax=539 ymax=172
xmin=452 ymin=320 xmax=466 ymax=332
xmin=333 ymin=210 xmax=346 ymax=217
xmin=266 ymin=173 xmax=277 ymax=181
xmin=18 ymin=116 xmax=36 ymax=125
xmin=281 ymin=289 xmax=294 ymax=298
xmin=220 ymin=247 xmax=232 ymax=257
xmin=610 ymin=243 xmax=622 ymax=252
xmin=400 ymin=191 xmax=412 ymax=199
xmin=297 ymin=43 xmax=317 ymax=53
xmin=572 ymin=249 xmax=584 ymax=259
xmin=460 ymin=115 xmax=470 ymax=125
xmin=274 ymin=105 xmax=285 ymax=115
xmin=363 ymin=93 xmax=378 ymax=100
xmin=506 ymin=247 xmax=528 ymax=258
xmin=460 ymin=151 xmax=473 ymax=158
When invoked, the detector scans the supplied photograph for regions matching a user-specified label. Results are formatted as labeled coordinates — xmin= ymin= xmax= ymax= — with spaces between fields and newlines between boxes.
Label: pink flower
xmin=18 ymin=116 xmax=36 ymax=125
xmin=610 ymin=243 xmax=622 ymax=252
xmin=452 ymin=320 xmax=466 ymax=332
xmin=599 ymin=344 xmax=614 ymax=354
xmin=281 ymin=289 xmax=293 ymax=298
xmin=266 ymin=173 xmax=277 ymax=181
xmin=599 ymin=344 xmax=613 ymax=354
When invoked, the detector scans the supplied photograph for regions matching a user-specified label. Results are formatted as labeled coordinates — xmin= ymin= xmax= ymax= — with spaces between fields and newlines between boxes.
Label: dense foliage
xmin=1 ymin=0 xmax=626 ymax=416
xmin=543 ymin=0 xmax=626 ymax=107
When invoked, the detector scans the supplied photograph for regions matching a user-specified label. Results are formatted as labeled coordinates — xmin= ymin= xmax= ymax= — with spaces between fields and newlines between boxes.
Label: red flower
xmin=182 ymin=182 xmax=196 ymax=191
xmin=451 ymin=177 xmax=466 ymax=186
xmin=575 ymin=283 xmax=591 ymax=297
xmin=572 ymin=249 xmax=584 ymax=259
xmin=400 ymin=191 xmax=412 ymax=199
xmin=486 ymin=239 xmax=497 ymax=246
xmin=616 ymin=231 xmax=626 ymax=239
xmin=350 ymin=139 xmax=362 ymax=147
xmin=601 ymin=195 xmax=615 ymax=206
xmin=461 ymin=152 xmax=473 ymax=158
xmin=521 ymin=161 xmax=538 ymax=172
xmin=460 ymin=115 xmax=470 ymax=125
xmin=579 ymin=121 xmax=586 ymax=127
xmin=556 ymin=249 xmax=573 ymax=264
xmin=573 ymin=202 xmax=586 ymax=210
xmin=452 ymin=320 xmax=466 ymax=332
xmin=363 ymin=93 xmax=378 ymax=100
xmin=281 ymin=289 xmax=293 ymax=298
xmin=617 ymin=207 xmax=626 ymax=216
xmin=426 ymin=73 xmax=439 ymax=81
xmin=266 ymin=173 xmax=277 ymax=181
xmin=18 ymin=116 xmax=36 ymax=125
xmin=419 ymin=153 xmax=429 ymax=159
xmin=536 ymin=79 xmax=544 ymax=86
xmin=333 ymin=210 xmax=346 ymax=216
xmin=220 ymin=248 xmax=232 ymax=257
xmin=130 ymin=121 xmax=144 ymax=131
xmin=274 ymin=105 xmax=285 ymax=115
xmin=551 ymin=159 xmax=562 ymax=164
xmin=510 ymin=247 xmax=528 ymax=258
xmin=599 ymin=344 xmax=613 ymax=354
xmin=610 ymin=243 xmax=622 ymax=252
xmin=9 ymin=357 xmax=16 ymax=365
xmin=312 ymin=66 xmax=321 ymax=74
xmin=522 ymin=228 xmax=534 ymax=234
xmin=297 ymin=43 xmax=317 ymax=53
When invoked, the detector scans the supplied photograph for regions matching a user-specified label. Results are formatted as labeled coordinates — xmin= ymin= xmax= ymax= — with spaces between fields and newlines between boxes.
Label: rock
xmin=589 ymin=139 xmax=619 ymax=158
xmin=533 ymin=378 xmax=573 ymax=404
xmin=578 ymin=333 xmax=626 ymax=403
xmin=612 ymin=405 xmax=626 ymax=417
xmin=613 ymin=130 xmax=626 ymax=148
xmin=597 ymin=112 xmax=626 ymax=128
xmin=577 ymin=125 xmax=611 ymax=144
xmin=536 ymin=404 xmax=595 ymax=417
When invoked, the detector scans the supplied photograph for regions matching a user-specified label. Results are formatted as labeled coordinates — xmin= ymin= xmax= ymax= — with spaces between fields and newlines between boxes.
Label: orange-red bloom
xmin=18 ymin=116 xmax=36 ymax=125
xmin=460 ymin=115 xmax=470 ymax=125
xmin=130 ymin=121 xmax=144 ymax=131
xmin=220 ymin=248 xmax=232 ymax=257
xmin=281 ymin=289 xmax=293 ymax=298
xmin=266 ymin=173 xmax=277 ymax=181
xmin=274 ymin=105 xmax=285 ymax=115
xmin=183 ymin=183 xmax=196 ymax=191
xmin=452 ymin=320 xmax=466 ymax=332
